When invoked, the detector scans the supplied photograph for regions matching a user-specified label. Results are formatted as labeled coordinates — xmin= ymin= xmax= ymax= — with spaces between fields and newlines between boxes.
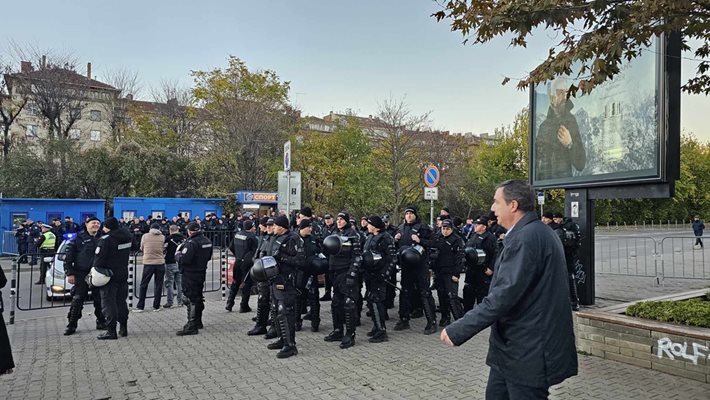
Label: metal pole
xmin=9 ymin=257 xmax=18 ymax=325
xmin=286 ymin=170 xmax=291 ymax=218
xmin=221 ymin=250 xmax=227 ymax=302
xmin=430 ymin=199 xmax=434 ymax=227
xmin=127 ymin=254 xmax=134 ymax=309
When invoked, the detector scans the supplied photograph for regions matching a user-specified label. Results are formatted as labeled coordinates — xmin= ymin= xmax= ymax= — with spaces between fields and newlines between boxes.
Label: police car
xmin=44 ymin=234 xmax=75 ymax=300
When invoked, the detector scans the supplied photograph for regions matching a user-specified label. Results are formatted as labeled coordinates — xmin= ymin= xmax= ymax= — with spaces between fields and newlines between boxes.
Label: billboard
xmin=529 ymin=34 xmax=680 ymax=189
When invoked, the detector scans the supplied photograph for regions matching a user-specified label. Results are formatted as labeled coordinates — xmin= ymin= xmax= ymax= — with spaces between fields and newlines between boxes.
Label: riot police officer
xmin=247 ymin=218 xmax=276 ymax=336
xmin=264 ymin=215 xmax=302 ymax=358
xmin=394 ymin=206 xmax=437 ymax=334
xmin=423 ymin=219 xmax=465 ymax=326
xmin=463 ymin=217 xmax=497 ymax=312
xmin=94 ymin=217 xmax=133 ymax=340
xmin=382 ymin=214 xmax=398 ymax=309
xmin=176 ymin=222 xmax=213 ymax=336
xmin=319 ymin=214 xmax=336 ymax=301
xmin=63 ymin=217 xmax=105 ymax=335
xmin=226 ymin=220 xmax=258 ymax=312
xmin=551 ymin=212 xmax=582 ymax=311
xmin=295 ymin=217 xmax=325 ymax=332
xmin=322 ymin=211 xmax=362 ymax=349
xmin=362 ymin=216 xmax=396 ymax=343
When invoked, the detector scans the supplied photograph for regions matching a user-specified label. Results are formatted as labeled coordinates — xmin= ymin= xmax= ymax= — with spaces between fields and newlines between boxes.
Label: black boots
xmin=119 ymin=323 xmax=127 ymax=337
xmin=176 ymin=302 xmax=199 ymax=336
xmin=422 ymin=296 xmax=438 ymax=335
xmin=64 ymin=325 xmax=77 ymax=336
xmin=247 ymin=299 xmax=269 ymax=335
xmin=393 ymin=319 xmax=410 ymax=331
xmin=97 ymin=326 xmax=118 ymax=340
xmin=275 ymin=306 xmax=298 ymax=359
xmin=324 ymin=330 xmax=343 ymax=342
xmin=368 ymin=303 xmax=388 ymax=343
xmin=226 ymin=283 xmax=239 ymax=311
xmin=339 ymin=309 xmax=356 ymax=349
xmin=569 ymin=274 xmax=580 ymax=311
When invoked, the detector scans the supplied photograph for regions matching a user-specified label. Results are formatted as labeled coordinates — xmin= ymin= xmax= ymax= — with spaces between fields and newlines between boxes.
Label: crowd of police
xmin=13 ymin=205 xmax=582 ymax=358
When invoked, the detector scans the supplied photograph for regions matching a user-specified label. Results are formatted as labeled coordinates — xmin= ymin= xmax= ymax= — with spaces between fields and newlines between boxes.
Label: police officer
xmin=63 ymin=217 xmax=105 ymax=335
xmin=176 ymin=222 xmax=213 ymax=335
xmin=95 ymin=217 xmax=133 ymax=340
xmin=423 ymin=219 xmax=465 ymax=327
xmin=296 ymin=218 xmax=323 ymax=332
xmin=319 ymin=213 xmax=336 ymax=301
xmin=264 ymin=215 xmax=302 ymax=358
xmin=463 ymin=216 xmax=497 ymax=312
xmin=14 ymin=220 xmax=30 ymax=264
xmin=35 ymin=224 xmax=56 ymax=285
xmin=394 ymin=206 xmax=437 ymax=334
xmin=382 ymin=214 xmax=398 ymax=309
xmin=247 ymin=218 xmax=276 ymax=336
xmin=323 ymin=211 xmax=362 ymax=349
xmin=226 ymin=220 xmax=258 ymax=312
xmin=551 ymin=212 xmax=582 ymax=311
xmin=362 ymin=216 xmax=396 ymax=343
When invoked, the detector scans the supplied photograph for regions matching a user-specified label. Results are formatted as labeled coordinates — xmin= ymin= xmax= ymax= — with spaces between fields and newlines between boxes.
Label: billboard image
xmin=530 ymin=36 xmax=674 ymax=189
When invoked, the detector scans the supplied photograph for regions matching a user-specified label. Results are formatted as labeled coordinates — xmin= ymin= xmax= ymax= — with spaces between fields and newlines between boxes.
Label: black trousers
xmin=100 ymin=280 xmax=129 ymax=329
xmin=68 ymin=270 xmax=104 ymax=325
xmin=17 ymin=243 xmax=28 ymax=263
xmin=137 ymin=264 xmax=165 ymax=310
xmin=0 ymin=312 xmax=15 ymax=374
xmin=434 ymin=271 xmax=459 ymax=320
xmin=485 ymin=367 xmax=550 ymax=400
xmin=182 ymin=273 xmax=206 ymax=325
xmin=399 ymin=264 xmax=433 ymax=320
xmin=331 ymin=269 xmax=358 ymax=333
xmin=385 ymin=270 xmax=397 ymax=307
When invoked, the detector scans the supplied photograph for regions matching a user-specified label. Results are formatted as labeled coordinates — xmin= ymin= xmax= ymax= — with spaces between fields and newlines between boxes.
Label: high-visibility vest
xmin=40 ymin=231 xmax=56 ymax=249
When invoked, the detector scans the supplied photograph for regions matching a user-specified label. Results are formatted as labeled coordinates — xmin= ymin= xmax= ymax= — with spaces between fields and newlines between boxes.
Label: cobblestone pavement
xmin=2 ymin=288 xmax=709 ymax=400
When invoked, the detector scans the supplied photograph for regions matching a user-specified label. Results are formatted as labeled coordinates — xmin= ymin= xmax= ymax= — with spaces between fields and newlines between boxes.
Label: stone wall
xmin=575 ymin=289 xmax=710 ymax=383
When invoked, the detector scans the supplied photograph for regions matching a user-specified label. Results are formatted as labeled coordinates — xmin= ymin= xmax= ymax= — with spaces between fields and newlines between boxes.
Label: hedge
xmin=625 ymin=293 xmax=710 ymax=328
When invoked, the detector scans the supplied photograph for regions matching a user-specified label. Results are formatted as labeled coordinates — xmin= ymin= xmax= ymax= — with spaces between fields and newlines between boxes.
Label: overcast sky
xmin=2 ymin=0 xmax=708 ymax=142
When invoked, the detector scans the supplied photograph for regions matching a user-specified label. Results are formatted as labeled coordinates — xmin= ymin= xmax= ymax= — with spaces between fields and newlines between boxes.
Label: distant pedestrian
xmin=693 ymin=215 xmax=705 ymax=249
xmin=136 ymin=223 xmax=166 ymax=312
xmin=164 ymin=225 xmax=185 ymax=308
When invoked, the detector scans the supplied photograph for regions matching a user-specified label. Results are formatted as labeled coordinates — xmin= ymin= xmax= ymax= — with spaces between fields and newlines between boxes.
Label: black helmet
xmin=399 ymin=246 xmax=423 ymax=268
xmin=464 ymin=247 xmax=486 ymax=266
xmin=310 ymin=254 xmax=329 ymax=274
xmin=361 ymin=250 xmax=383 ymax=269
xmin=250 ymin=256 xmax=279 ymax=282
xmin=322 ymin=235 xmax=343 ymax=256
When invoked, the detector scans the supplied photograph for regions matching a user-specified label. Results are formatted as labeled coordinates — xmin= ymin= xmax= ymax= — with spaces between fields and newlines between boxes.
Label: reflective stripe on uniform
xmin=117 ymin=243 xmax=132 ymax=250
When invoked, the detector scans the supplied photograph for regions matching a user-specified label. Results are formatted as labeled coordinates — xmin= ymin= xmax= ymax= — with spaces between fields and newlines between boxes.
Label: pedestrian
xmin=692 ymin=215 xmax=705 ymax=249
xmin=164 ymin=224 xmax=185 ymax=308
xmin=35 ymin=224 xmax=56 ymax=285
xmin=95 ymin=217 xmax=133 ymax=340
xmin=135 ymin=223 xmax=166 ymax=312
xmin=176 ymin=222 xmax=213 ymax=336
xmin=63 ymin=217 xmax=106 ymax=335
xmin=441 ymin=180 xmax=578 ymax=398
xmin=0 ymin=263 xmax=15 ymax=375
xmin=14 ymin=220 xmax=30 ymax=264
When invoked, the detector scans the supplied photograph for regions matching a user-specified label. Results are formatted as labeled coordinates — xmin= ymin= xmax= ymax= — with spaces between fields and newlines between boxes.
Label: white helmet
xmin=87 ymin=267 xmax=111 ymax=287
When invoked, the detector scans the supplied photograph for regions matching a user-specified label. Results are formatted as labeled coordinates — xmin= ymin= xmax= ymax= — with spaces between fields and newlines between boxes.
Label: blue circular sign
xmin=424 ymin=165 xmax=440 ymax=188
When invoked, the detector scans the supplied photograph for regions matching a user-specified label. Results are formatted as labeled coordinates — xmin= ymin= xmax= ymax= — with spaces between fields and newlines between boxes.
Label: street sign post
xmin=278 ymin=171 xmax=301 ymax=213
xmin=424 ymin=165 xmax=440 ymax=226
xmin=283 ymin=141 xmax=292 ymax=217
xmin=537 ymin=191 xmax=545 ymax=215
xmin=424 ymin=187 xmax=438 ymax=201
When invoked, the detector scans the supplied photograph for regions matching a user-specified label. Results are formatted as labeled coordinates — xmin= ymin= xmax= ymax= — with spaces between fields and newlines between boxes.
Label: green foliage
xmin=625 ymin=294 xmax=710 ymax=328
xmin=434 ymin=1 xmax=710 ymax=94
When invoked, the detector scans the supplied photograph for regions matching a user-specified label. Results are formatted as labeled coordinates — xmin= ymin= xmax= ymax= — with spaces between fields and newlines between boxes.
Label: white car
xmin=44 ymin=236 xmax=75 ymax=300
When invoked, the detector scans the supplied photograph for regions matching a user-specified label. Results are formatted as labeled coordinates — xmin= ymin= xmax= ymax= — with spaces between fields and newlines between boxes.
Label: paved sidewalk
xmin=2 ymin=293 xmax=709 ymax=400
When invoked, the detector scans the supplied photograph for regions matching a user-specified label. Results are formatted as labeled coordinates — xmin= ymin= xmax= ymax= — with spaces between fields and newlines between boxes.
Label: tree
xmin=101 ymin=67 xmax=142 ymax=142
xmin=433 ymin=1 xmax=710 ymax=94
xmin=192 ymin=56 xmax=298 ymax=193
xmin=371 ymin=96 xmax=431 ymax=220
xmin=0 ymin=61 xmax=27 ymax=160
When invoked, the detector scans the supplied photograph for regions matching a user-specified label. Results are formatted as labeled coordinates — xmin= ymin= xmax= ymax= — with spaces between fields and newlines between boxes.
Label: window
xmin=90 ymin=110 xmax=102 ymax=121
xmin=27 ymin=103 xmax=40 ymax=116
xmin=179 ymin=210 xmax=191 ymax=219
xmin=11 ymin=213 xmax=28 ymax=229
xmin=26 ymin=125 xmax=39 ymax=137
xmin=46 ymin=212 xmax=63 ymax=222
xmin=90 ymin=130 xmax=101 ymax=141
xmin=122 ymin=210 xmax=136 ymax=220
xmin=151 ymin=211 xmax=165 ymax=220
xmin=69 ymin=129 xmax=81 ymax=140
xmin=70 ymin=107 xmax=82 ymax=120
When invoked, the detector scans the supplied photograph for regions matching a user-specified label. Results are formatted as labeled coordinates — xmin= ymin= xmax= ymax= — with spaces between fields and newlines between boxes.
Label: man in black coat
xmin=441 ymin=180 xmax=577 ymax=398
xmin=176 ymin=222 xmax=213 ymax=336
xmin=63 ymin=217 xmax=105 ymax=335
xmin=424 ymin=219 xmax=465 ymax=327
xmin=362 ymin=216 xmax=396 ymax=343
xmin=226 ymin=220 xmax=259 ymax=312
xmin=95 ymin=217 xmax=133 ymax=340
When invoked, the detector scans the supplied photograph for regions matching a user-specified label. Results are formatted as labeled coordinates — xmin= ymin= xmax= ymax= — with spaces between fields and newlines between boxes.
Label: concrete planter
xmin=575 ymin=289 xmax=710 ymax=383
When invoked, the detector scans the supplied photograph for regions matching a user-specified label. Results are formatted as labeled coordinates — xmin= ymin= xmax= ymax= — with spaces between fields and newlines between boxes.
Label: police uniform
xmin=225 ymin=222 xmax=259 ymax=312
xmin=35 ymin=226 xmax=56 ymax=285
xmin=551 ymin=214 xmax=582 ymax=311
xmin=295 ymin=219 xmax=322 ymax=332
xmin=63 ymin=224 xmax=104 ymax=335
xmin=176 ymin=223 xmax=213 ymax=335
xmin=424 ymin=220 xmax=465 ymax=326
xmin=463 ymin=219 xmax=497 ymax=312
xmin=247 ymin=219 xmax=275 ymax=336
xmin=362 ymin=216 xmax=396 ymax=343
xmin=94 ymin=218 xmax=133 ymax=340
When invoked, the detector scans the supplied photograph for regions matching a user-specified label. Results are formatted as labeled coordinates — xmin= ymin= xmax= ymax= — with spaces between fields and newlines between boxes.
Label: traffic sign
xmin=424 ymin=165 xmax=439 ymax=188
xmin=283 ymin=141 xmax=291 ymax=171
xmin=537 ymin=192 xmax=545 ymax=205
xmin=278 ymin=171 xmax=301 ymax=211
xmin=424 ymin=187 xmax=438 ymax=201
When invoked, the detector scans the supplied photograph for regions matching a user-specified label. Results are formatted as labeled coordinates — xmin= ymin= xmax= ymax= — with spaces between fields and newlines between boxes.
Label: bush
xmin=625 ymin=293 xmax=710 ymax=328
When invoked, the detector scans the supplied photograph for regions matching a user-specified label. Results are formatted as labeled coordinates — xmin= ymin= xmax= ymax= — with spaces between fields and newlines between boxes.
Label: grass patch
xmin=625 ymin=293 xmax=710 ymax=328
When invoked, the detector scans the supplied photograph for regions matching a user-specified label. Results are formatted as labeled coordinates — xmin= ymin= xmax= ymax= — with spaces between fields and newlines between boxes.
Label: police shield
xmin=464 ymin=247 xmax=486 ymax=266
xmin=399 ymin=245 xmax=424 ymax=268
xmin=310 ymin=253 xmax=329 ymax=274
xmin=250 ymin=256 xmax=279 ymax=282
xmin=361 ymin=250 xmax=383 ymax=270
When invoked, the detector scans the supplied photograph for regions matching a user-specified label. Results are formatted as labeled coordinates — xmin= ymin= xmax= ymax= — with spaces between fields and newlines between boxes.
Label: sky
xmin=1 ymin=0 xmax=708 ymax=142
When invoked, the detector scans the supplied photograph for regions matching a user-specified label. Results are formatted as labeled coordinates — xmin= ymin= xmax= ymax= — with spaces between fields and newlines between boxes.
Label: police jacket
xmin=301 ymin=233 xmax=321 ymax=272
xmin=424 ymin=232 xmax=465 ymax=274
xmin=179 ymin=231 xmax=213 ymax=277
xmin=465 ymin=230 xmax=497 ymax=285
xmin=271 ymin=230 xmax=303 ymax=276
xmin=445 ymin=212 xmax=578 ymax=388
xmin=14 ymin=226 xmax=29 ymax=244
xmin=551 ymin=219 xmax=581 ymax=270
xmin=328 ymin=226 xmax=361 ymax=272
xmin=363 ymin=231 xmax=396 ymax=274
xmin=229 ymin=230 xmax=259 ymax=268
xmin=396 ymin=219 xmax=432 ymax=249
xmin=165 ymin=233 xmax=185 ymax=265
xmin=64 ymin=231 xmax=99 ymax=275
xmin=92 ymin=227 xmax=133 ymax=283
